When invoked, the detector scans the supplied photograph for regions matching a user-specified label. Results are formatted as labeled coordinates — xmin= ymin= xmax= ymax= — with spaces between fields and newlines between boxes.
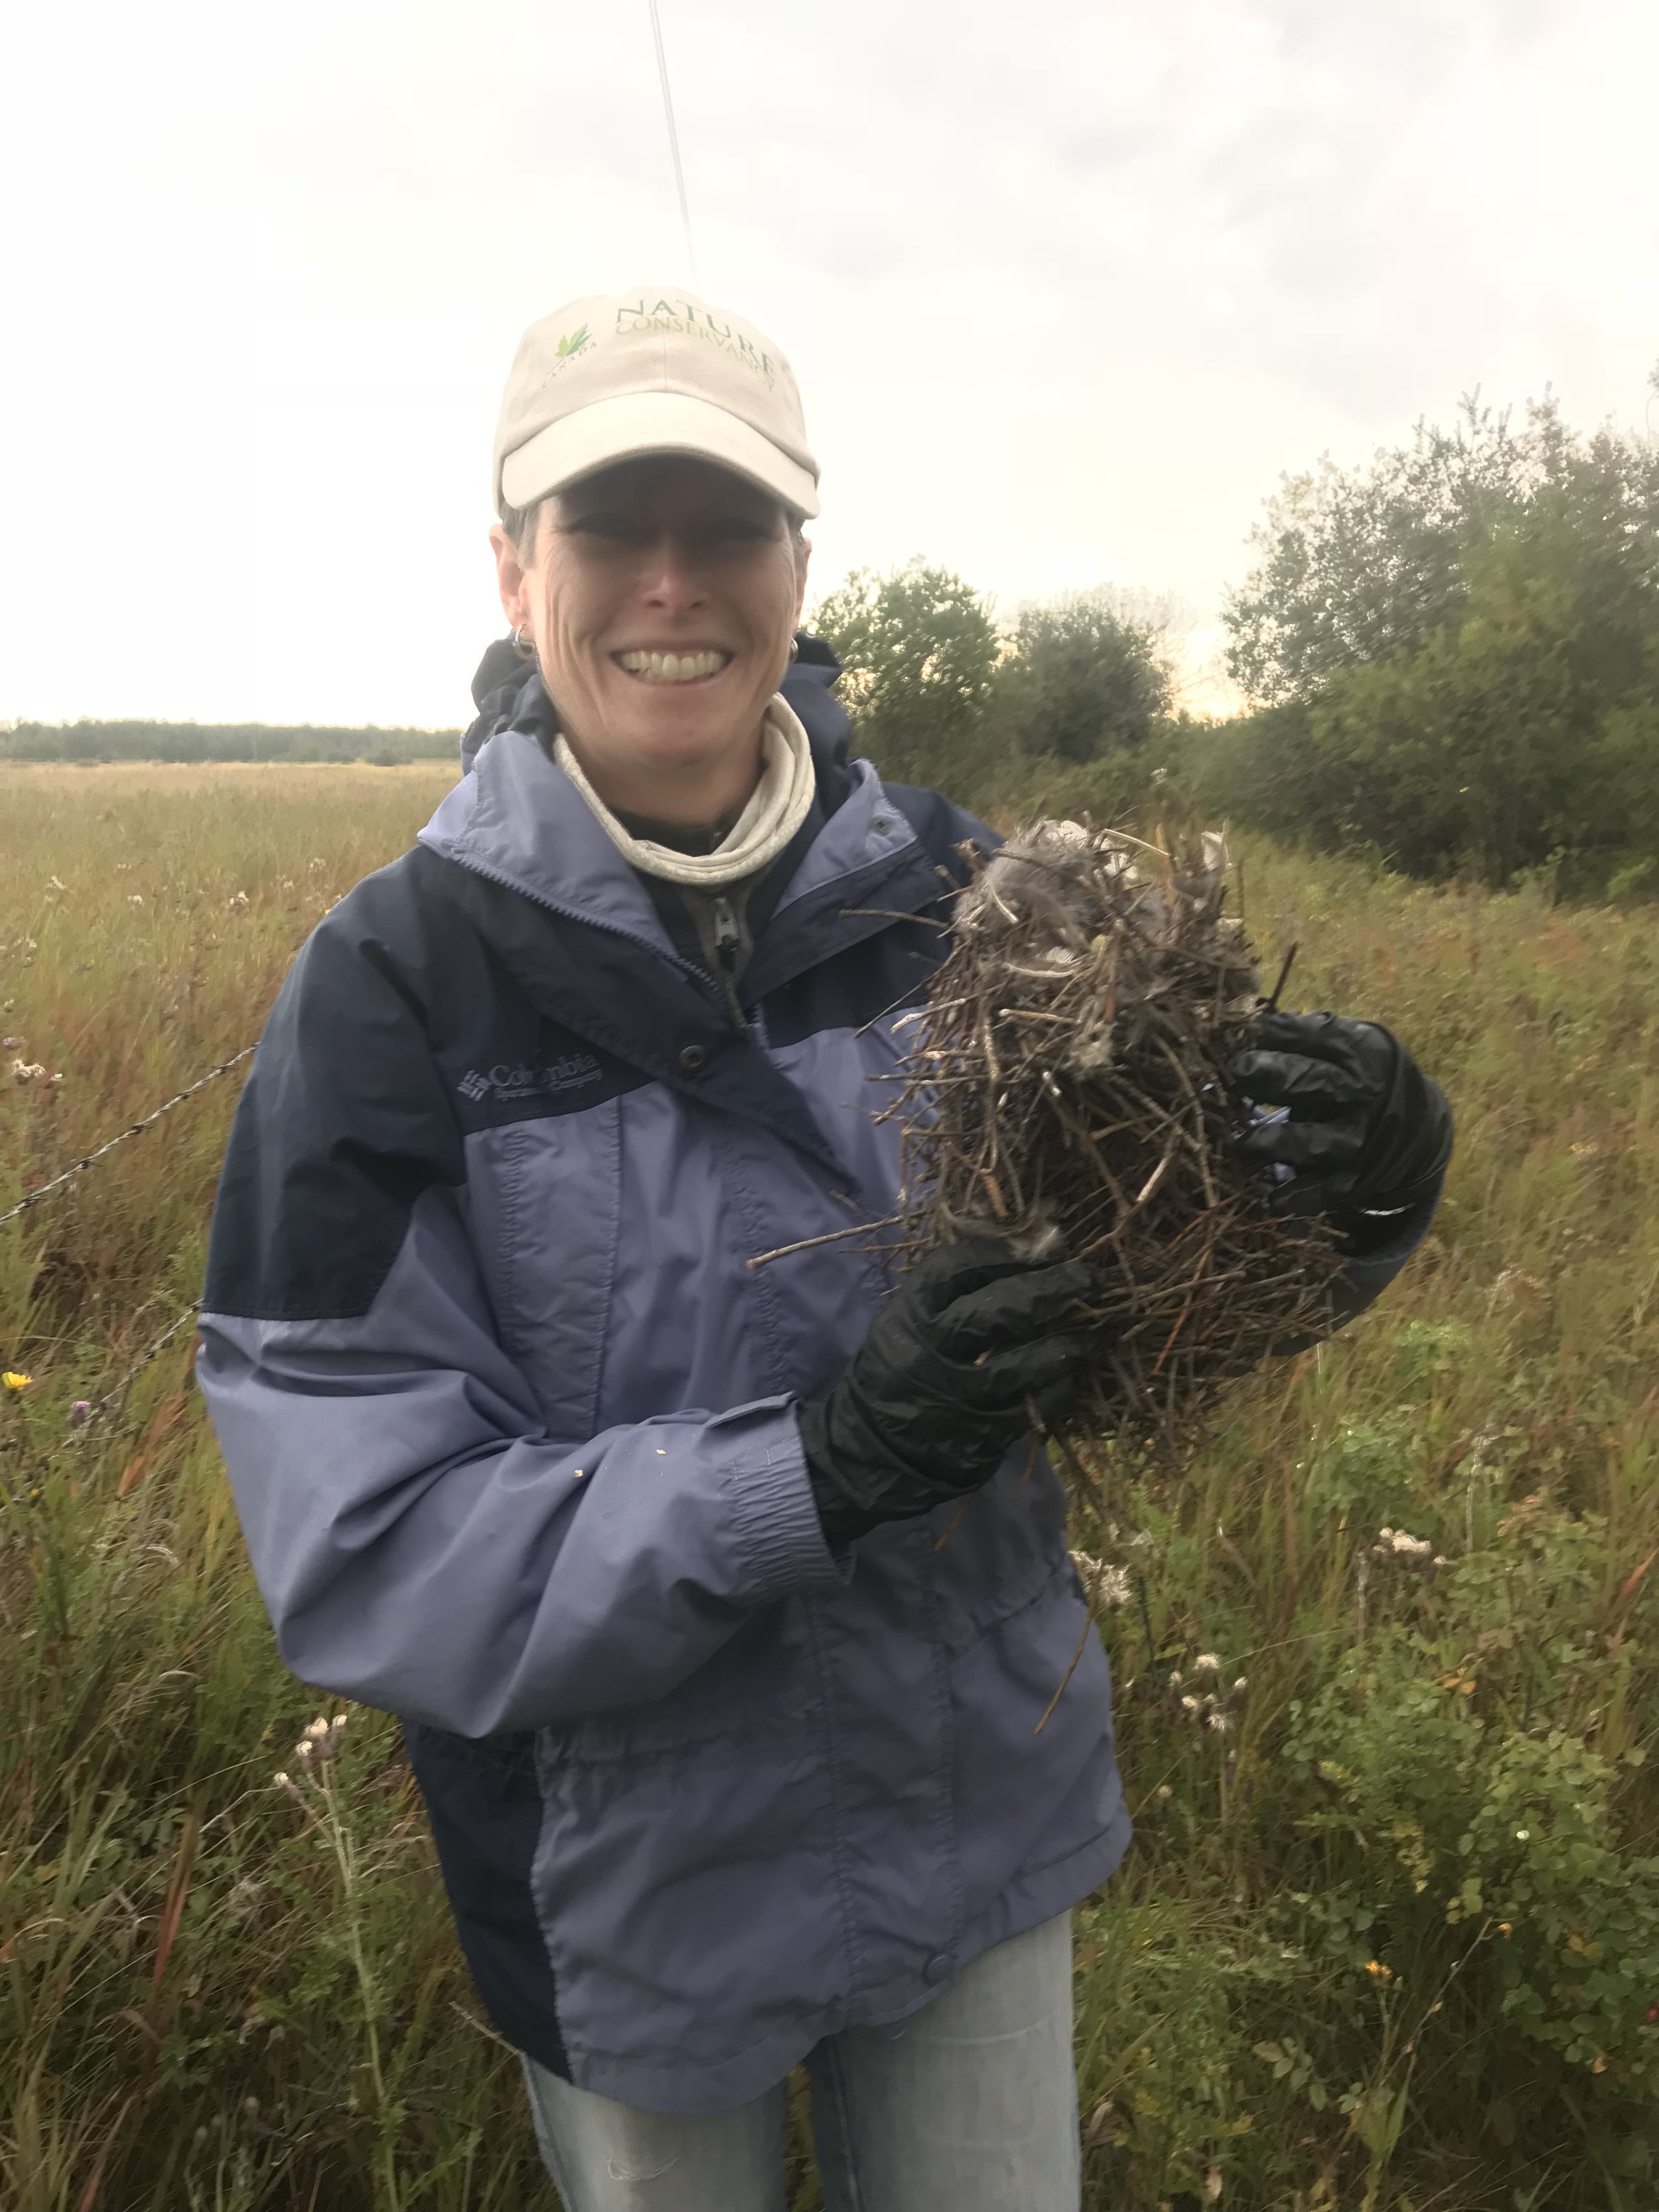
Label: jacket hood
xmin=460 ymin=631 xmax=852 ymax=777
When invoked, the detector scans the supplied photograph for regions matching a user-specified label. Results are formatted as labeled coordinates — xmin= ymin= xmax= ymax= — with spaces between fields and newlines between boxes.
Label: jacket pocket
xmin=463 ymin=1106 xmax=621 ymax=1440
xmin=926 ymin=1444 xmax=1078 ymax=1650
xmin=949 ymin=1563 xmax=1119 ymax=1910
xmin=530 ymin=1718 xmax=843 ymax=2073
xmin=538 ymin=1607 xmax=814 ymax=1766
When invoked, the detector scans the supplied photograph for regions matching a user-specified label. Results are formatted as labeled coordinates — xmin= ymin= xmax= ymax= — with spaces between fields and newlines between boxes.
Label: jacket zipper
xmin=709 ymin=895 xmax=747 ymax=1032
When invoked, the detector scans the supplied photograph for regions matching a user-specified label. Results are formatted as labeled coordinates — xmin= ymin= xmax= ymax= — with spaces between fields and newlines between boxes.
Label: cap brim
xmin=500 ymin=391 xmax=820 ymax=520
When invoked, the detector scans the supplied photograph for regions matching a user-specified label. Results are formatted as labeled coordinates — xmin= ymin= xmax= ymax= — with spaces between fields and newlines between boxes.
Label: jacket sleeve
xmin=197 ymin=897 xmax=843 ymax=1740
xmin=1300 ymin=1177 xmax=1445 ymax=1347
xmin=1339 ymin=1183 xmax=1443 ymax=1308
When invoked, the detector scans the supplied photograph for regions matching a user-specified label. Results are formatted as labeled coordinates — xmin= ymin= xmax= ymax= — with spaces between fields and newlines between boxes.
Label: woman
xmin=198 ymin=289 xmax=1451 ymax=2211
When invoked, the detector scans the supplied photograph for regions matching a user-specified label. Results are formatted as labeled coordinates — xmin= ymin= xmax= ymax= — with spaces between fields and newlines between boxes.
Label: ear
xmin=792 ymin=533 xmax=812 ymax=624
xmin=490 ymin=524 xmax=532 ymax=632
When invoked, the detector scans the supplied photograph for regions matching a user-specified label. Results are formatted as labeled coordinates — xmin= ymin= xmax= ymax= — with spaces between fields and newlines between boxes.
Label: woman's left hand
xmin=1230 ymin=1011 xmax=1453 ymax=1230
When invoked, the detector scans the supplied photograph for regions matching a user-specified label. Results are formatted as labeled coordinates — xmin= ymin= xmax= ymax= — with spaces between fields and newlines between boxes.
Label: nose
xmin=639 ymin=530 xmax=709 ymax=614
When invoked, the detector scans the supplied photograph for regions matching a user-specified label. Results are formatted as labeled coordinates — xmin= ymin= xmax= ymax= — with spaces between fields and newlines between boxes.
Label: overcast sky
xmin=2 ymin=0 xmax=1654 ymax=729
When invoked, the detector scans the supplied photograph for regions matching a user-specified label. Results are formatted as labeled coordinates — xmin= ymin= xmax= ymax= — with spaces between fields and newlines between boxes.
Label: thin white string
xmin=646 ymin=0 xmax=699 ymax=286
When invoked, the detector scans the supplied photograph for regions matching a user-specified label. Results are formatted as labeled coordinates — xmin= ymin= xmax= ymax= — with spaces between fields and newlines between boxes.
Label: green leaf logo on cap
xmin=555 ymin=325 xmax=591 ymax=359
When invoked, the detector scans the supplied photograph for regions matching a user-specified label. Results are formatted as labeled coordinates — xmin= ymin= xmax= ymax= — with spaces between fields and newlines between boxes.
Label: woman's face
xmin=492 ymin=455 xmax=808 ymax=820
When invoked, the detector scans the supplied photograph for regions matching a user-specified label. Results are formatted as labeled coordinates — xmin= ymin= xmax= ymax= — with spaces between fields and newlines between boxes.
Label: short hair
xmin=500 ymin=496 xmax=542 ymax=560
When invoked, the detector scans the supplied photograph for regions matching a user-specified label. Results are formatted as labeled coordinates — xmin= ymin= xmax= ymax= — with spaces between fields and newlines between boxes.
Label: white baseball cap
xmin=492 ymin=287 xmax=820 ymax=522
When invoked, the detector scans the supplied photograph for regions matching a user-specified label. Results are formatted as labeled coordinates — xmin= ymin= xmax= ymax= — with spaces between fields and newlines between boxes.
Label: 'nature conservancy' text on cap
xmin=492 ymin=289 xmax=820 ymax=522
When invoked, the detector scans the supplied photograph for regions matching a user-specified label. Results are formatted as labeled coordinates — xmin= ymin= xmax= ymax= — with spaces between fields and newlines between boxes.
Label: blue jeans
xmin=522 ymin=1912 xmax=1080 ymax=2212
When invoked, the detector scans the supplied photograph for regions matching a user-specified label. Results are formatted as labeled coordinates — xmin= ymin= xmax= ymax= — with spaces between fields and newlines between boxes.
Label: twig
xmin=746 ymin=1217 xmax=901 ymax=1272
xmin=1265 ymin=942 xmax=1299 ymax=1012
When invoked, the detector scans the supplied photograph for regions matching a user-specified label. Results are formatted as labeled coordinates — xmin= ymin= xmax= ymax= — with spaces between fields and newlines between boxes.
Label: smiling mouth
xmin=613 ymin=648 xmax=733 ymax=684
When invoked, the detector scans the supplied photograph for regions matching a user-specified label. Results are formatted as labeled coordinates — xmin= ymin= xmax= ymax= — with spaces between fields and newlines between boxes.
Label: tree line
xmin=812 ymin=379 xmax=1659 ymax=896
xmin=0 ymin=721 xmax=458 ymax=765
xmin=11 ymin=376 xmax=1654 ymax=895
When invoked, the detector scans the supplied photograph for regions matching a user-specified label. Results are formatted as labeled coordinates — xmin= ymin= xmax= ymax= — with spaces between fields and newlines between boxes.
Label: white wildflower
xmin=297 ymin=1712 xmax=348 ymax=1765
xmin=1193 ymin=1653 xmax=1221 ymax=1675
xmin=1206 ymin=1711 xmax=1230 ymax=1733
xmin=1374 ymin=1526 xmax=1435 ymax=1564
xmin=1070 ymin=1552 xmax=1131 ymax=1607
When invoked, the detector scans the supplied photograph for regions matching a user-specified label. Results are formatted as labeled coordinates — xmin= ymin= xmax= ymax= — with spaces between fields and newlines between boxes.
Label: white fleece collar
xmin=554 ymin=696 xmax=817 ymax=889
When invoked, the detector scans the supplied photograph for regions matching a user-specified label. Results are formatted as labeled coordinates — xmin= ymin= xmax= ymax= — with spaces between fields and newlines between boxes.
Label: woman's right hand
xmin=796 ymin=1238 xmax=1100 ymax=1545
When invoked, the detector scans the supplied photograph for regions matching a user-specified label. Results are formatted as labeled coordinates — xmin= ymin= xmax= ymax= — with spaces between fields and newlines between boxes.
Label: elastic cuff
xmin=721 ymin=1408 xmax=849 ymax=1599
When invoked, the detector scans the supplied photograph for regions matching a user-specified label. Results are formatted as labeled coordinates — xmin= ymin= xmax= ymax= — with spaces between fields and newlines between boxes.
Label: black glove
xmin=1231 ymin=1011 xmax=1453 ymax=1236
xmin=798 ymin=1238 xmax=1100 ymax=1546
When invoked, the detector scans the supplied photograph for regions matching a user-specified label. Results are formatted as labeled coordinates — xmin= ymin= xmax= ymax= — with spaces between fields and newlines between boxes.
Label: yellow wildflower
xmin=1364 ymin=1959 xmax=1394 ymax=1981
xmin=3 ymin=1371 xmax=32 ymax=1392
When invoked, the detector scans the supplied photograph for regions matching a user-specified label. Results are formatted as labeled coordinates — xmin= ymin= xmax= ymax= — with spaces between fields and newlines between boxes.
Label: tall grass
xmin=3 ymin=765 xmax=1656 ymax=2209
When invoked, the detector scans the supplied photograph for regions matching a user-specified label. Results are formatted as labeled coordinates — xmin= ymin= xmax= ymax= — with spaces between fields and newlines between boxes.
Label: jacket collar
xmin=425 ymin=642 xmax=933 ymax=978
xmin=421 ymin=650 xmax=958 ymax=1185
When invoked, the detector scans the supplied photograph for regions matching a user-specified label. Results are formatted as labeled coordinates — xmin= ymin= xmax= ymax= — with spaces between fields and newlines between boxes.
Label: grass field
xmin=3 ymin=763 xmax=1658 ymax=2211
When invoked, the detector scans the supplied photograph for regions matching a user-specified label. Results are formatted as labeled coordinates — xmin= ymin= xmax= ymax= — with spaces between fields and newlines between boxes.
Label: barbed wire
xmin=0 ymin=1045 xmax=255 ymax=1232
xmin=1 ymin=1043 xmax=256 ymax=1441
xmin=70 ymin=1302 xmax=203 ymax=1438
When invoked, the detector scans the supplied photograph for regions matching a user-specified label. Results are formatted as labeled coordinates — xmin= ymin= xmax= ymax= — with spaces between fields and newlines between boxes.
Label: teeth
xmin=615 ymin=649 xmax=729 ymax=682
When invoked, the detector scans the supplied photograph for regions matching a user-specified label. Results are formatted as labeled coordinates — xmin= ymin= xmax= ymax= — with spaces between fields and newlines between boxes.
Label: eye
xmin=561 ymin=510 xmax=640 ymax=542
xmin=707 ymin=514 xmax=774 ymax=544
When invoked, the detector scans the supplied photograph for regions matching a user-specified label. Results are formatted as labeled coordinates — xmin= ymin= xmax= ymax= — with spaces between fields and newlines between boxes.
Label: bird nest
xmin=893 ymin=819 xmax=1341 ymax=1478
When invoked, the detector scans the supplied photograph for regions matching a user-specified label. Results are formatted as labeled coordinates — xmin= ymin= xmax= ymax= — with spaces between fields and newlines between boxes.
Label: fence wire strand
xmin=3 ymin=1041 xmax=256 ymax=1440
xmin=72 ymin=1303 xmax=203 ymax=1436
xmin=0 ymin=1045 xmax=255 ymax=1232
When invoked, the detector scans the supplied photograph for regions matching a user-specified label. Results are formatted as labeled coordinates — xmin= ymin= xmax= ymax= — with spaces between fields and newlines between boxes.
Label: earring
xmin=512 ymin=625 xmax=537 ymax=661
xmin=787 ymin=636 xmax=800 ymax=662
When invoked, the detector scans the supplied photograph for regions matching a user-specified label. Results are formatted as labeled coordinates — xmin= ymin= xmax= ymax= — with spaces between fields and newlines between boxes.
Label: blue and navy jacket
xmin=198 ymin=638 xmax=1435 ymax=2113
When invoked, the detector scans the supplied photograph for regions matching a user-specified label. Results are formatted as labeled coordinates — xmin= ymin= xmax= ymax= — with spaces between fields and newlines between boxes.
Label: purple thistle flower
xmin=68 ymin=1400 xmax=92 ymax=1428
